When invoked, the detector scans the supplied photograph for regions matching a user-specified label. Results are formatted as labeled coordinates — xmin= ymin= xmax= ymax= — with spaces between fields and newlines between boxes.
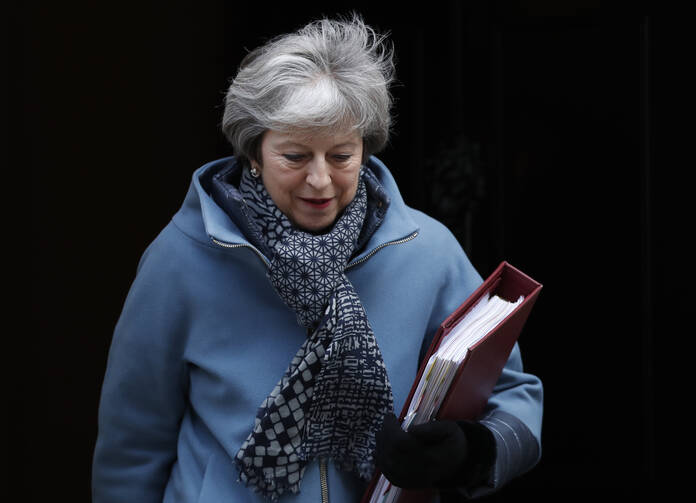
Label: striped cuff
xmin=441 ymin=410 xmax=540 ymax=501
xmin=479 ymin=409 xmax=540 ymax=490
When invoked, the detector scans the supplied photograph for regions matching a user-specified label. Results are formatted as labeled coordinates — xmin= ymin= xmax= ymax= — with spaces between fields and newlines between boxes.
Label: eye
xmin=332 ymin=154 xmax=352 ymax=163
xmin=282 ymin=154 xmax=306 ymax=162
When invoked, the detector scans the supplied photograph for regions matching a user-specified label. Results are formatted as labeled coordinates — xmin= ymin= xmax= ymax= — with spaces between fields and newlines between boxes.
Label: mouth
xmin=299 ymin=197 xmax=333 ymax=209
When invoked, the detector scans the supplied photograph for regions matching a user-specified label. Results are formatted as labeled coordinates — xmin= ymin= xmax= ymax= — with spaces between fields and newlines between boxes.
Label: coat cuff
xmin=442 ymin=410 xmax=540 ymax=500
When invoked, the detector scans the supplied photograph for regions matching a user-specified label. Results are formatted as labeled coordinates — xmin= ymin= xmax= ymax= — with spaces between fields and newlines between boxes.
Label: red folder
xmin=361 ymin=261 xmax=542 ymax=503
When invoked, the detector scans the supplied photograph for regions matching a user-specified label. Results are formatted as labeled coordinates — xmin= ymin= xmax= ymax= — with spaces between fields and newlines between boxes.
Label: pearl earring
xmin=250 ymin=165 xmax=260 ymax=178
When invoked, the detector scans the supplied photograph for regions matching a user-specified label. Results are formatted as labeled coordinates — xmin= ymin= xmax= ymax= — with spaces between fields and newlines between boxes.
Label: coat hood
xmin=172 ymin=155 xmax=420 ymax=266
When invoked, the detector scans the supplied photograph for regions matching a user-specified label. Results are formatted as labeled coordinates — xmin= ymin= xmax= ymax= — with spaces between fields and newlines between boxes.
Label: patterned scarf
xmin=235 ymin=167 xmax=394 ymax=501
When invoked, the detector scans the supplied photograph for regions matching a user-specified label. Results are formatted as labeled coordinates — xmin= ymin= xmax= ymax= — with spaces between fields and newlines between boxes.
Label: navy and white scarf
xmin=235 ymin=167 xmax=394 ymax=500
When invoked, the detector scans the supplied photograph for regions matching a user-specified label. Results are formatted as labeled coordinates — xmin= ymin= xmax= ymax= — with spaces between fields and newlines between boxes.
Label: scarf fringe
xmin=235 ymin=457 xmax=303 ymax=502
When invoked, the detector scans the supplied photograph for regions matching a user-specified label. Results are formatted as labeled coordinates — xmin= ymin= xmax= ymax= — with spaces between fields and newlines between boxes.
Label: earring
xmin=250 ymin=165 xmax=260 ymax=178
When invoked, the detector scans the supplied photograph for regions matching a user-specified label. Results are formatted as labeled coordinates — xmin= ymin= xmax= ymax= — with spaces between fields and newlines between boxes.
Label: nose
xmin=305 ymin=158 xmax=331 ymax=191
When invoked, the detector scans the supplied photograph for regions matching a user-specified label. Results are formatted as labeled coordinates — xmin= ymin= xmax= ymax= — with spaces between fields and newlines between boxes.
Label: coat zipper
xmin=211 ymin=231 xmax=419 ymax=270
xmin=346 ymin=231 xmax=419 ymax=269
xmin=210 ymin=239 xmax=271 ymax=267
xmin=319 ymin=457 xmax=329 ymax=503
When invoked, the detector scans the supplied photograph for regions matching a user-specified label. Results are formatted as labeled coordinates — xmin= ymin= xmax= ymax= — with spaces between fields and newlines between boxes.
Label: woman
xmin=92 ymin=15 xmax=543 ymax=502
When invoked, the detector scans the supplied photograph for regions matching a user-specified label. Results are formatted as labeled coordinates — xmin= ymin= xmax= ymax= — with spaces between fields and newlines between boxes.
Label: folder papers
xmin=402 ymin=293 xmax=524 ymax=431
xmin=363 ymin=261 xmax=542 ymax=503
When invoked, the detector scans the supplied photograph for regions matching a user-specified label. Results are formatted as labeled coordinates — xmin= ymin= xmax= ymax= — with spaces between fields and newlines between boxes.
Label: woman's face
xmin=252 ymin=128 xmax=363 ymax=232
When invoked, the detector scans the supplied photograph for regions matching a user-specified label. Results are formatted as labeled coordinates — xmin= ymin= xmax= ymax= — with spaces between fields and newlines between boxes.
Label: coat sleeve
xmin=420 ymin=236 xmax=543 ymax=499
xmin=92 ymin=239 xmax=189 ymax=502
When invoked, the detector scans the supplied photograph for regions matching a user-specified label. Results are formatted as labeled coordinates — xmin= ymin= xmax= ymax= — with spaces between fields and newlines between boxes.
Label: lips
xmin=300 ymin=197 xmax=332 ymax=209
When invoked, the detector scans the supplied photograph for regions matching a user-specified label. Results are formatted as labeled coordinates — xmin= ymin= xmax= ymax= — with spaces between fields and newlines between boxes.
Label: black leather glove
xmin=375 ymin=413 xmax=495 ymax=490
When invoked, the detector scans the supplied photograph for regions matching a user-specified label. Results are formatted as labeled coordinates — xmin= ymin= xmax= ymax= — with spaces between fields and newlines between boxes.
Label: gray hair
xmin=221 ymin=14 xmax=395 ymax=164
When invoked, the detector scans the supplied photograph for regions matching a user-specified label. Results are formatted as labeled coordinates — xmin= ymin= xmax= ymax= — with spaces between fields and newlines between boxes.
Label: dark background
xmin=19 ymin=1 xmax=675 ymax=501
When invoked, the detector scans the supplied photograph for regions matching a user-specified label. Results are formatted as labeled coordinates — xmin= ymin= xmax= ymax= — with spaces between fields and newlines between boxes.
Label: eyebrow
xmin=273 ymin=140 xmax=360 ymax=149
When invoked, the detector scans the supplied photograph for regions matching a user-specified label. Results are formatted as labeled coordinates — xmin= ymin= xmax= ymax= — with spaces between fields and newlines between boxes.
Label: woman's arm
xmin=449 ymin=343 xmax=543 ymax=499
xmin=92 ymin=244 xmax=189 ymax=502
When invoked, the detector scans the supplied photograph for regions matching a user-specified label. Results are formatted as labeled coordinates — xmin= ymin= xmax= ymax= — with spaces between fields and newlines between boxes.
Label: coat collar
xmin=173 ymin=155 xmax=420 ymax=266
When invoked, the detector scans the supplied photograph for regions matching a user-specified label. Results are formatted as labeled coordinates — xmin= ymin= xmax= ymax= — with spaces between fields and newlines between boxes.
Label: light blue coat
xmin=92 ymin=156 xmax=543 ymax=502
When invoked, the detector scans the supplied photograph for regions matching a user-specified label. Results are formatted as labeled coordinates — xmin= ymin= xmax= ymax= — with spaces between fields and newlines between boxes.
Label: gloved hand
xmin=375 ymin=413 xmax=495 ymax=490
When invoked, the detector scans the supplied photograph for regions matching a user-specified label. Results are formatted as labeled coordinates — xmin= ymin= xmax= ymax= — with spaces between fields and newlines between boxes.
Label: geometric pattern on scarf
xmin=235 ymin=167 xmax=394 ymax=501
